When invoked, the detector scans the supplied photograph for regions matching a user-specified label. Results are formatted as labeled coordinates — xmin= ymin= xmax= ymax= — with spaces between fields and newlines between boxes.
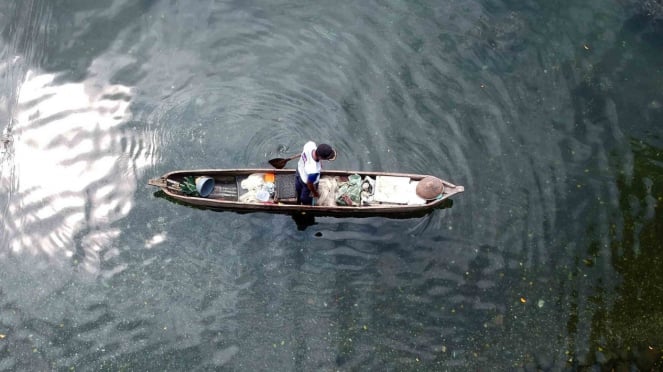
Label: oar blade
xmin=269 ymin=153 xmax=300 ymax=169
xmin=268 ymin=158 xmax=288 ymax=169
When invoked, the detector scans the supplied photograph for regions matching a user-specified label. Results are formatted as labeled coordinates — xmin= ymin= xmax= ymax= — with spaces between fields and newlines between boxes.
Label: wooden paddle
xmin=268 ymin=154 xmax=300 ymax=169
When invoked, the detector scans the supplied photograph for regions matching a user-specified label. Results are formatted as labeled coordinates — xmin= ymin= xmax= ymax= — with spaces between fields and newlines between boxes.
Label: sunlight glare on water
xmin=4 ymin=63 xmax=150 ymax=273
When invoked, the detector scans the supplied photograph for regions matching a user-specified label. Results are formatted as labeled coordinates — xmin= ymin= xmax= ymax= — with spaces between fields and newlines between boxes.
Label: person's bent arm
xmin=307 ymin=173 xmax=319 ymax=198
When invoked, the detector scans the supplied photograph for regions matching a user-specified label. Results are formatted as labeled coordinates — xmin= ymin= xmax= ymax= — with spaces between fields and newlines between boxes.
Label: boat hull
xmin=148 ymin=168 xmax=464 ymax=218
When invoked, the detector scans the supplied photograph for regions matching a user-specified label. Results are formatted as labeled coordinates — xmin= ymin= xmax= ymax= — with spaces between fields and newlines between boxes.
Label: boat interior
xmin=166 ymin=172 xmax=438 ymax=207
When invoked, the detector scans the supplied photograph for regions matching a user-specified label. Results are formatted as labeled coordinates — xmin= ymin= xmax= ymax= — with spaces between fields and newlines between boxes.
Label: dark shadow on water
xmin=623 ymin=6 xmax=663 ymax=48
xmin=291 ymin=212 xmax=316 ymax=231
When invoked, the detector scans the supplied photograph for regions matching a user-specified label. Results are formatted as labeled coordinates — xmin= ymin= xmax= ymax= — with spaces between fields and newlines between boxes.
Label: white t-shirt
xmin=297 ymin=141 xmax=321 ymax=183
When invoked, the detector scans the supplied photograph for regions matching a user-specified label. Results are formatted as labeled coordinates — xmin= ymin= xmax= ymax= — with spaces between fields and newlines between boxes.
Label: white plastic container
xmin=256 ymin=189 xmax=270 ymax=202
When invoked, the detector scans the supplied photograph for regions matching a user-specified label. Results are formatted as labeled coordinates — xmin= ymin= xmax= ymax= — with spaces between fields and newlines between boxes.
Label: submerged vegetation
xmin=574 ymin=140 xmax=663 ymax=370
xmin=565 ymin=2 xmax=663 ymax=365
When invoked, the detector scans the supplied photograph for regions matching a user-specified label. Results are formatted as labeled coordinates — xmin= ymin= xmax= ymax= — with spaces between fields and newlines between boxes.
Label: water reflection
xmin=1 ymin=69 xmax=144 ymax=275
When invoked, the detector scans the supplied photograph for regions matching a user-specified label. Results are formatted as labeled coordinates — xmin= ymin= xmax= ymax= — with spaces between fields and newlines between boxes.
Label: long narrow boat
xmin=148 ymin=168 xmax=464 ymax=218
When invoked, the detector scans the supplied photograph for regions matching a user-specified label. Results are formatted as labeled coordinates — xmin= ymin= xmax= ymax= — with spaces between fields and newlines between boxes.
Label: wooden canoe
xmin=148 ymin=168 xmax=464 ymax=218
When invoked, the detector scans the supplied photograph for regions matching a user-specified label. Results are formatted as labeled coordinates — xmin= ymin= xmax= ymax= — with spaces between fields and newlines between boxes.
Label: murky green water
xmin=1 ymin=0 xmax=661 ymax=370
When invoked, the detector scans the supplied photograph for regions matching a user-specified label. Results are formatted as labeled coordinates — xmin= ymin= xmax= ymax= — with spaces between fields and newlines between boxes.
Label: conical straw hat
xmin=416 ymin=176 xmax=445 ymax=199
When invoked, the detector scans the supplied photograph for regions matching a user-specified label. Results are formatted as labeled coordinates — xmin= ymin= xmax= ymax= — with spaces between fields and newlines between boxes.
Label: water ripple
xmin=1 ymin=0 xmax=660 ymax=370
xmin=0 ymin=60 xmax=148 ymax=281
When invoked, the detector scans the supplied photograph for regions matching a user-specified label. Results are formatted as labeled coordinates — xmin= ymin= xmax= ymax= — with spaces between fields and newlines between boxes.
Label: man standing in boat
xmin=296 ymin=141 xmax=336 ymax=205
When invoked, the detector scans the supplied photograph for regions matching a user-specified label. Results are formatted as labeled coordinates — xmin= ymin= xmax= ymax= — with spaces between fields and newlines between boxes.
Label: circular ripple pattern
xmin=1 ymin=0 xmax=661 ymax=370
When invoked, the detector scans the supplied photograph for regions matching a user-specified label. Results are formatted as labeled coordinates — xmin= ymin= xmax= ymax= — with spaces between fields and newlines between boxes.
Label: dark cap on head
xmin=316 ymin=143 xmax=336 ymax=160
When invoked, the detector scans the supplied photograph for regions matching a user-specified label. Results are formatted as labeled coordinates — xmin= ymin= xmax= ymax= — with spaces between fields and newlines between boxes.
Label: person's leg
xmin=300 ymin=190 xmax=312 ymax=205
xmin=295 ymin=173 xmax=308 ymax=204
xmin=295 ymin=172 xmax=313 ymax=205
xmin=295 ymin=173 xmax=303 ymax=203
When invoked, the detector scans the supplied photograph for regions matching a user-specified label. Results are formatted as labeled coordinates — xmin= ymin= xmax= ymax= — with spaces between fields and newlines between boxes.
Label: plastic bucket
xmin=256 ymin=189 xmax=270 ymax=202
xmin=195 ymin=176 xmax=215 ymax=197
